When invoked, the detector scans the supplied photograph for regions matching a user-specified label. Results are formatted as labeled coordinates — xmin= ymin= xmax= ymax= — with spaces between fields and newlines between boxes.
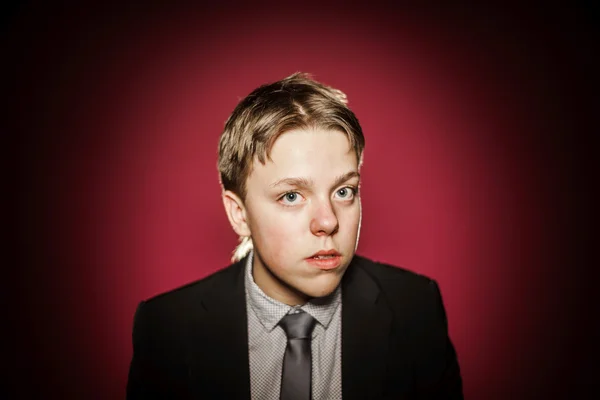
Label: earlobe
xmin=222 ymin=190 xmax=252 ymax=237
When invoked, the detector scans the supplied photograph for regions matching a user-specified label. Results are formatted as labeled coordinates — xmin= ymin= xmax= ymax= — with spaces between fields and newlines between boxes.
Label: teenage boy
xmin=127 ymin=73 xmax=463 ymax=399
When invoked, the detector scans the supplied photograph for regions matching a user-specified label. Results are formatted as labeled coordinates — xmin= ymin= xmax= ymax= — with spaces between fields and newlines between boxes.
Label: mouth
xmin=308 ymin=249 xmax=342 ymax=258
xmin=306 ymin=250 xmax=342 ymax=270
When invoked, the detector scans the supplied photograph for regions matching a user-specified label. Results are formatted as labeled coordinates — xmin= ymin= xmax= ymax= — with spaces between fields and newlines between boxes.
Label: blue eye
xmin=336 ymin=187 xmax=355 ymax=199
xmin=279 ymin=191 xmax=303 ymax=206
xmin=285 ymin=192 xmax=298 ymax=202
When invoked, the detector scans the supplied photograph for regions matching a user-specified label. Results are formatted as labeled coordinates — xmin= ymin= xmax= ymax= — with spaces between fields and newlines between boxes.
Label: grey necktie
xmin=279 ymin=310 xmax=317 ymax=400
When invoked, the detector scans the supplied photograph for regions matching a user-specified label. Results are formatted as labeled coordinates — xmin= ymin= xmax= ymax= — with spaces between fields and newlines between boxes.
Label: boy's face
xmin=224 ymin=128 xmax=361 ymax=305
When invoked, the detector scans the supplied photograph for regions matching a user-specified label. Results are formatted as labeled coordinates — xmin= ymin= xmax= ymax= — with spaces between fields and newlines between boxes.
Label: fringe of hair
xmin=232 ymin=235 xmax=253 ymax=262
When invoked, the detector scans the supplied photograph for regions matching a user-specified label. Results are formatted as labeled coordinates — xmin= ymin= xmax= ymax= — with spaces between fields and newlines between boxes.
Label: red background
xmin=9 ymin=2 xmax=596 ymax=399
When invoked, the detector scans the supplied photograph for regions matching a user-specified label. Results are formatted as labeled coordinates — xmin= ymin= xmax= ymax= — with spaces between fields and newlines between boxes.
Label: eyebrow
xmin=270 ymin=171 xmax=360 ymax=189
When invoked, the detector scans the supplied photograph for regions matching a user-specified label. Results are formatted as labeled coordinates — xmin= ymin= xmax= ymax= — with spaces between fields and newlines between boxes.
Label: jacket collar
xmin=342 ymin=255 xmax=392 ymax=400
xmin=188 ymin=256 xmax=251 ymax=398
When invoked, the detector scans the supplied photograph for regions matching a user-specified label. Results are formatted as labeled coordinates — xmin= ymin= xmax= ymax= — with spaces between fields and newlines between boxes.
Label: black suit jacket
xmin=126 ymin=255 xmax=463 ymax=399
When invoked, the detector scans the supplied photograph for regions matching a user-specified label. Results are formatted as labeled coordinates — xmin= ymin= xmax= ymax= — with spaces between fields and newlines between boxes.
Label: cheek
xmin=340 ymin=204 xmax=361 ymax=231
xmin=251 ymin=210 xmax=306 ymax=258
xmin=259 ymin=209 xmax=304 ymax=238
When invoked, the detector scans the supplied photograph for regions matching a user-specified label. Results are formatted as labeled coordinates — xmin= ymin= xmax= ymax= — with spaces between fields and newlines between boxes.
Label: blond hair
xmin=218 ymin=72 xmax=365 ymax=262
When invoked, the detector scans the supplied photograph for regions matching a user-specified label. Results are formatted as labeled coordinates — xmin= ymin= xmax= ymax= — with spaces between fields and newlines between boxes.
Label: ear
xmin=222 ymin=190 xmax=252 ymax=237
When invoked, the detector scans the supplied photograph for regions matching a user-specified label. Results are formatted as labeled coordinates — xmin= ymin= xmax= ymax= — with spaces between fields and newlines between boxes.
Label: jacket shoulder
xmin=135 ymin=258 xmax=245 ymax=323
xmin=350 ymin=254 xmax=444 ymax=314
xmin=150 ymin=261 xmax=240 ymax=299
xmin=352 ymin=254 xmax=435 ymax=288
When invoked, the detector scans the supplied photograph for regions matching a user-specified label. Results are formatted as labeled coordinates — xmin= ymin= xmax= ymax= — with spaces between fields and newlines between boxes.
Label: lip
xmin=306 ymin=250 xmax=342 ymax=270
xmin=309 ymin=249 xmax=342 ymax=257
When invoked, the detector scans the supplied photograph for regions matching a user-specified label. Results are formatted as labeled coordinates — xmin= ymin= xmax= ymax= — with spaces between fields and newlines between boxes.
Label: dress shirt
xmin=244 ymin=251 xmax=343 ymax=400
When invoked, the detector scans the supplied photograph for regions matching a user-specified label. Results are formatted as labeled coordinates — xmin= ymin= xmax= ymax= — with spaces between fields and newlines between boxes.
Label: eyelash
xmin=278 ymin=186 xmax=358 ymax=206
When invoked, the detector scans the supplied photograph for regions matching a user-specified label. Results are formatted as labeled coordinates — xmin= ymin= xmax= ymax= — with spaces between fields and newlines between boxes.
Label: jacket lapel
xmin=342 ymin=257 xmax=393 ymax=400
xmin=187 ymin=258 xmax=251 ymax=399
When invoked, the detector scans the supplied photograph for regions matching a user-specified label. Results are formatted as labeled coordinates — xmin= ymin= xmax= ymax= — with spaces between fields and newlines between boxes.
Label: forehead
xmin=250 ymin=128 xmax=358 ymax=184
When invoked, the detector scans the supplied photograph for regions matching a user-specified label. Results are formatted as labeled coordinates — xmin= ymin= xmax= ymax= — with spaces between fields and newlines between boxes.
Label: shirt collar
xmin=244 ymin=250 xmax=342 ymax=332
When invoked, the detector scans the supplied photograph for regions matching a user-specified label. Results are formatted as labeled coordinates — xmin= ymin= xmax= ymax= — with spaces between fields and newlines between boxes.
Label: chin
xmin=309 ymin=289 xmax=337 ymax=299
xmin=300 ymin=277 xmax=341 ymax=299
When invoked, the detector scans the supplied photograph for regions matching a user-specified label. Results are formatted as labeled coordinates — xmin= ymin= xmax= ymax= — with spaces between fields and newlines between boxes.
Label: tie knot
xmin=279 ymin=310 xmax=316 ymax=339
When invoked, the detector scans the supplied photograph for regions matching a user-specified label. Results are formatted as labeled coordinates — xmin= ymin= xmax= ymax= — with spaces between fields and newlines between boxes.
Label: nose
xmin=310 ymin=199 xmax=339 ymax=236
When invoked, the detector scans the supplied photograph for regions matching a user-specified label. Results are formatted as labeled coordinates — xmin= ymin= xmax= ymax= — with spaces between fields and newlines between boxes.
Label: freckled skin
xmin=243 ymin=128 xmax=361 ymax=305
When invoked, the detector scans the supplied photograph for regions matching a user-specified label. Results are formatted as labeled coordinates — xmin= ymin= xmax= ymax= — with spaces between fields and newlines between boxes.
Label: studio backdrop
xmin=10 ymin=2 xmax=594 ymax=399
